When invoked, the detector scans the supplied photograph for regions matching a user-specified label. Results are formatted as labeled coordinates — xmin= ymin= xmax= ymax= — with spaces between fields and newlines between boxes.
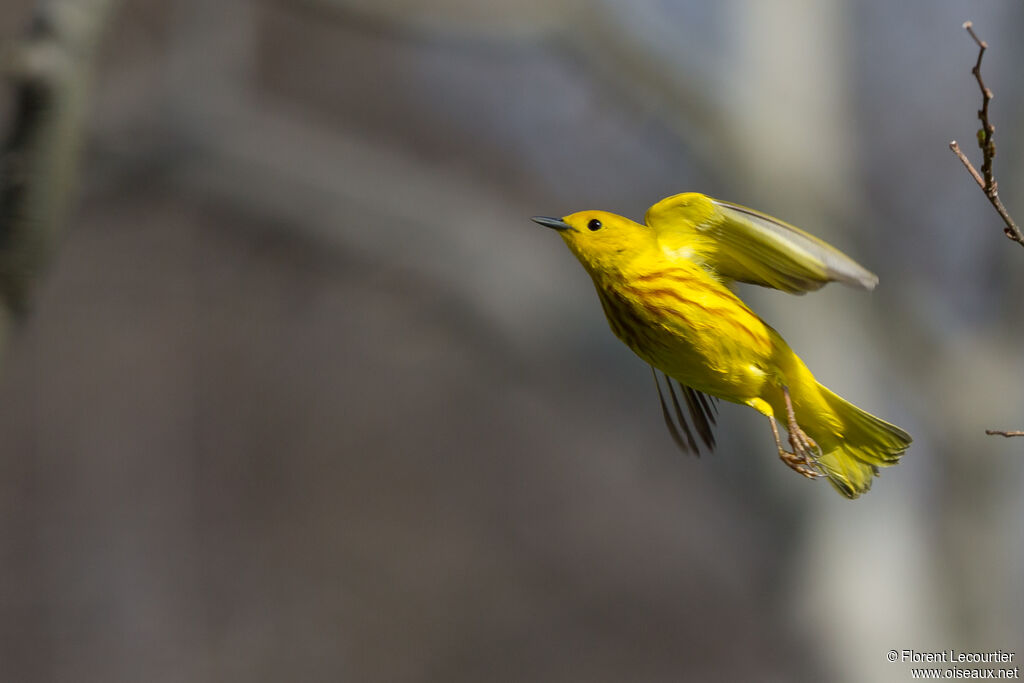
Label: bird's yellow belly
xmin=596 ymin=282 xmax=774 ymax=403
xmin=643 ymin=322 xmax=770 ymax=399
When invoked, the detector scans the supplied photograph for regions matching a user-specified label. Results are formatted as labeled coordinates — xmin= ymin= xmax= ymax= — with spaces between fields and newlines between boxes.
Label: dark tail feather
xmin=650 ymin=368 xmax=718 ymax=456
xmin=681 ymin=385 xmax=716 ymax=449
xmin=652 ymin=368 xmax=698 ymax=453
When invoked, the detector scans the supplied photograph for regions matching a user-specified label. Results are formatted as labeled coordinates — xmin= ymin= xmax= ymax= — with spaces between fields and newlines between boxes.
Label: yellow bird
xmin=533 ymin=192 xmax=911 ymax=498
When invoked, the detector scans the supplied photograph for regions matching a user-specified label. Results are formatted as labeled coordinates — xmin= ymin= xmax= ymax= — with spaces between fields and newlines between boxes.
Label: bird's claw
xmin=779 ymin=427 xmax=825 ymax=479
xmin=769 ymin=385 xmax=827 ymax=480
xmin=777 ymin=448 xmax=825 ymax=479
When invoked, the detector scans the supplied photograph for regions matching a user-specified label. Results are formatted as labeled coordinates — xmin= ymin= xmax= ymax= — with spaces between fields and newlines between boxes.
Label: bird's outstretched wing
xmin=645 ymin=192 xmax=878 ymax=294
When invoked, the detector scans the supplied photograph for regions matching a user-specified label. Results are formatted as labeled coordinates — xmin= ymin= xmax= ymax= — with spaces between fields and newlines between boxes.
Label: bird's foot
xmin=769 ymin=417 xmax=824 ymax=479
xmin=777 ymin=447 xmax=824 ymax=479
xmin=768 ymin=386 xmax=826 ymax=480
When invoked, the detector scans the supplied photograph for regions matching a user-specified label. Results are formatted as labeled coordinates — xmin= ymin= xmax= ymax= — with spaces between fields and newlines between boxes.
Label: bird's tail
xmin=814 ymin=386 xmax=911 ymax=498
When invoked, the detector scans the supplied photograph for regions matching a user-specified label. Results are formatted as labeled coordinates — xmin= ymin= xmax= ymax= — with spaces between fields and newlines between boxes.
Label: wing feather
xmin=650 ymin=368 xmax=718 ymax=456
xmin=645 ymin=193 xmax=878 ymax=294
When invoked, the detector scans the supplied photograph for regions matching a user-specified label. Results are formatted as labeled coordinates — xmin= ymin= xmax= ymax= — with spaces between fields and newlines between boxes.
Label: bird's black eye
xmin=587 ymin=219 xmax=603 ymax=231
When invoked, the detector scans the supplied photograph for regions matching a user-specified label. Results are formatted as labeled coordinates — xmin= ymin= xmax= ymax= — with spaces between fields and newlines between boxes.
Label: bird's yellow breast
xmin=593 ymin=251 xmax=777 ymax=401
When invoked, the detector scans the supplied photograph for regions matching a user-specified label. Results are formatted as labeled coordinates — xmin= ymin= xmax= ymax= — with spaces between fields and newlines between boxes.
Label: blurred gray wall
xmin=1 ymin=1 xmax=1022 ymax=681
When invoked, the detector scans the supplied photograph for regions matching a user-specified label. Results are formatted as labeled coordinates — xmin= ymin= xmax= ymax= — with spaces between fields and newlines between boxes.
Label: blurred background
xmin=0 ymin=0 xmax=1022 ymax=681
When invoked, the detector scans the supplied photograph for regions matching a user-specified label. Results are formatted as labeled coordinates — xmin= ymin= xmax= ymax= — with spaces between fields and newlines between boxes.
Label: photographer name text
xmin=901 ymin=650 xmax=1016 ymax=664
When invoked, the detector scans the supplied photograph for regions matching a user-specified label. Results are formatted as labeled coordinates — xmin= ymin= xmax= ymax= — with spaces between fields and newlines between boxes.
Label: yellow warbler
xmin=534 ymin=192 xmax=911 ymax=498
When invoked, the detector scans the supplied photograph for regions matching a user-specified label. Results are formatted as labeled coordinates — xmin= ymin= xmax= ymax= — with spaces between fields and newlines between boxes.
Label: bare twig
xmin=950 ymin=22 xmax=1024 ymax=437
xmin=948 ymin=21 xmax=1024 ymax=246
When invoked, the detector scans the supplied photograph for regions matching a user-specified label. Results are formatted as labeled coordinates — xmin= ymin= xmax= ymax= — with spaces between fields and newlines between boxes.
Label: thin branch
xmin=948 ymin=21 xmax=1024 ymax=246
xmin=985 ymin=430 xmax=1024 ymax=438
xmin=949 ymin=22 xmax=1024 ymax=438
xmin=949 ymin=141 xmax=984 ymax=190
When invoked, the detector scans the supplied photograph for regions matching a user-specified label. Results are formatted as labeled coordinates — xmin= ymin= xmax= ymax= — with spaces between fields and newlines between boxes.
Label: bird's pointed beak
xmin=532 ymin=216 xmax=572 ymax=232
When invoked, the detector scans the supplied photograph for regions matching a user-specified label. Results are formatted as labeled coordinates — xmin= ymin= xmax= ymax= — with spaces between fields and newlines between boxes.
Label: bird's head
xmin=532 ymin=210 xmax=654 ymax=279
